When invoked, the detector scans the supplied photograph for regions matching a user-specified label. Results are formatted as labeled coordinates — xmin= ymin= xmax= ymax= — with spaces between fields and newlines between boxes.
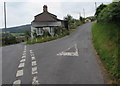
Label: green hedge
xmin=92 ymin=23 xmax=119 ymax=83
xmin=98 ymin=2 xmax=120 ymax=23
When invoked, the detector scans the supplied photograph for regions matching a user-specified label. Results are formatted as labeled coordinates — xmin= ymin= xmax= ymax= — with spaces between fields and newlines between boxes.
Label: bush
xmin=97 ymin=2 xmax=120 ymax=23
xmin=2 ymin=32 xmax=18 ymax=45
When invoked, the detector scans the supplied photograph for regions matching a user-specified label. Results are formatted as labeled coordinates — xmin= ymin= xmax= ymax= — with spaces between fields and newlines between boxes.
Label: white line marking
xmin=32 ymin=61 xmax=37 ymax=66
xmin=20 ymin=59 xmax=25 ymax=63
xmin=23 ymin=53 xmax=26 ymax=56
xmin=23 ymin=51 xmax=26 ymax=53
xmin=31 ymin=54 xmax=34 ymax=57
xmin=22 ymin=56 xmax=26 ymax=58
xmin=18 ymin=63 xmax=25 ymax=68
xmin=24 ymin=45 xmax=26 ymax=48
xmin=32 ymin=67 xmax=38 ymax=75
xmin=57 ymin=43 xmax=79 ymax=56
xmin=31 ymin=57 xmax=35 ymax=60
xmin=13 ymin=80 xmax=21 ymax=84
xmin=16 ymin=69 xmax=23 ymax=77
xmin=32 ymin=76 xmax=40 ymax=84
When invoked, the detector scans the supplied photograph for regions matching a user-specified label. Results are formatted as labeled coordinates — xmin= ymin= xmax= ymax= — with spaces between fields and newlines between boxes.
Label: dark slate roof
xmin=31 ymin=21 xmax=62 ymax=27
xmin=33 ymin=11 xmax=62 ymax=22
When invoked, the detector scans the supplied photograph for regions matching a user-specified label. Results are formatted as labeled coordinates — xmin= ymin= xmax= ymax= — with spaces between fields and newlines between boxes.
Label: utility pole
xmin=4 ymin=2 xmax=7 ymax=29
xmin=79 ymin=12 xmax=81 ymax=20
xmin=95 ymin=2 xmax=97 ymax=10
xmin=83 ymin=8 xmax=85 ymax=18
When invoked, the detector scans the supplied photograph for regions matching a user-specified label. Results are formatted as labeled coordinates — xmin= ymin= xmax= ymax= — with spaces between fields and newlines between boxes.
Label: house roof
xmin=33 ymin=11 xmax=61 ymax=22
xmin=32 ymin=5 xmax=62 ymax=22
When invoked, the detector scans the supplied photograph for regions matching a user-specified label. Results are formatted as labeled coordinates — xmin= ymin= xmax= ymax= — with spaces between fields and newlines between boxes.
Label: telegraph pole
xmin=95 ymin=2 xmax=97 ymax=10
xmin=83 ymin=8 xmax=85 ymax=18
xmin=4 ymin=2 xmax=7 ymax=29
xmin=79 ymin=12 xmax=81 ymax=20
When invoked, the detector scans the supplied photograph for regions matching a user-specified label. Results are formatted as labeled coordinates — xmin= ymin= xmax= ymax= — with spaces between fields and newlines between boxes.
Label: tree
xmin=97 ymin=2 xmax=120 ymax=23
xmin=24 ymin=30 xmax=31 ymax=40
xmin=64 ymin=14 xmax=73 ymax=26
xmin=64 ymin=14 xmax=73 ymax=22
xmin=95 ymin=3 xmax=107 ymax=17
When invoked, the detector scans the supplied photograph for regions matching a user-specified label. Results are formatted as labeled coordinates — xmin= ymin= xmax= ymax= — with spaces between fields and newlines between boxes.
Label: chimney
xmin=43 ymin=5 xmax=48 ymax=12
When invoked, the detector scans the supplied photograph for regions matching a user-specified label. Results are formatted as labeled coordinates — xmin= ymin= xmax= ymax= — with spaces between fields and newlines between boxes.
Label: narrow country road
xmin=2 ymin=22 xmax=104 ymax=84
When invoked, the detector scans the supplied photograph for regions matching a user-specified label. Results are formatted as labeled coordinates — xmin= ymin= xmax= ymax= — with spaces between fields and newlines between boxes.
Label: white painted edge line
xmin=16 ymin=69 xmax=23 ymax=77
xmin=18 ymin=63 xmax=25 ymax=68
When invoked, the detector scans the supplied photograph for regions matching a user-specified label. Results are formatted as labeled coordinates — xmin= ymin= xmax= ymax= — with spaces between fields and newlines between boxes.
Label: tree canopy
xmin=95 ymin=3 xmax=107 ymax=17
xmin=97 ymin=2 xmax=120 ymax=23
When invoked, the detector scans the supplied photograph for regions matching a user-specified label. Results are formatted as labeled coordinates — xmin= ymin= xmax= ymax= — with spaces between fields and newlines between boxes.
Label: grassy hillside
xmin=1 ymin=24 xmax=31 ymax=33
xmin=92 ymin=23 xmax=119 ymax=83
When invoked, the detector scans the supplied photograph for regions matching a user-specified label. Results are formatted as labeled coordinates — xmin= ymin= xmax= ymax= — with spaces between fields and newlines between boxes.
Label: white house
xmin=31 ymin=5 xmax=67 ymax=39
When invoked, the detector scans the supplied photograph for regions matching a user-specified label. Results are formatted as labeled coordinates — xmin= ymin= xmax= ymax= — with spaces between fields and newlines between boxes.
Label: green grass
xmin=92 ymin=22 xmax=119 ymax=83
xmin=11 ymin=33 xmax=25 ymax=37
xmin=27 ymin=32 xmax=69 ymax=44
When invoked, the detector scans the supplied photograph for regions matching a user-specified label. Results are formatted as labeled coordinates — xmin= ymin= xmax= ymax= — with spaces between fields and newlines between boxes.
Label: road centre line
xmin=32 ymin=76 xmax=40 ymax=84
xmin=31 ymin=57 xmax=35 ymax=60
xmin=32 ymin=66 xmax=38 ymax=75
xmin=13 ymin=45 xmax=27 ymax=85
xmin=32 ymin=61 xmax=37 ymax=66
xmin=30 ymin=49 xmax=40 ymax=84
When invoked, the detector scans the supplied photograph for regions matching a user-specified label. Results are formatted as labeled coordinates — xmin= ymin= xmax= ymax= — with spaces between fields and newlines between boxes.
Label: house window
xmin=37 ymin=28 xmax=39 ymax=34
xmin=50 ymin=27 xmax=52 ymax=33
xmin=39 ymin=27 xmax=43 ymax=34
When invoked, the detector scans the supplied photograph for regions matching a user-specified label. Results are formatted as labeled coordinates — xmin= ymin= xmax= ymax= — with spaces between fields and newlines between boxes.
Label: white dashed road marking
xmin=13 ymin=80 xmax=21 ymax=84
xmin=13 ymin=45 xmax=27 ymax=85
xmin=31 ymin=57 xmax=35 ymax=60
xmin=20 ymin=59 xmax=26 ymax=63
xmin=18 ymin=63 xmax=25 ymax=68
xmin=32 ymin=76 xmax=40 ymax=84
xmin=32 ymin=66 xmax=38 ymax=75
xmin=32 ymin=61 xmax=37 ymax=66
xmin=14 ymin=47 xmax=40 ymax=85
xmin=30 ymin=50 xmax=40 ymax=84
xmin=22 ymin=56 xmax=26 ymax=59
xmin=16 ymin=69 xmax=23 ymax=77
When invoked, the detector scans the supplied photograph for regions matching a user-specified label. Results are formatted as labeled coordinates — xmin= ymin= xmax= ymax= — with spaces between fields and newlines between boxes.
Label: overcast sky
xmin=0 ymin=0 xmax=112 ymax=28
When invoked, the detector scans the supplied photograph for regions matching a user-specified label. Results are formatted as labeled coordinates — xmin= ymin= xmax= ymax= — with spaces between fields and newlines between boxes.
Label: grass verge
xmin=92 ymin=22 xmax=119 ymax=84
